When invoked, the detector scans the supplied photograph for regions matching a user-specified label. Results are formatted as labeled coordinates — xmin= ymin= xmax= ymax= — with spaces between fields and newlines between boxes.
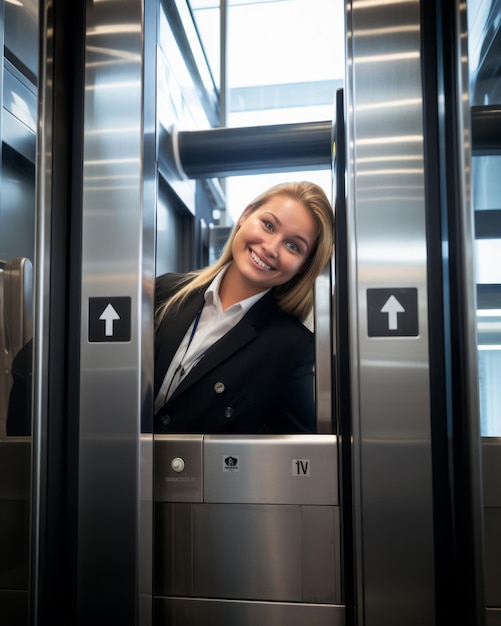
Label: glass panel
xmin=469 ymin=0 xmax=501 ymax=436
xmin=225 ymin=0 xmax=344 ymax=220
xmin=155 ymin=1 xmax=341 ymax=436
xmin=0 ymin=0 xmax=38 ymax=622
xmin=189 ymin=0 xmax=221 ymax=91
xmin=468 ymin=1 xmax=501 ymax=616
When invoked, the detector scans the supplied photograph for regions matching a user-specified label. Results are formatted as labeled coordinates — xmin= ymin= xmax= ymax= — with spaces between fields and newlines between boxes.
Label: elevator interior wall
xmin=0 ymin=1 xmax=37 ymax=623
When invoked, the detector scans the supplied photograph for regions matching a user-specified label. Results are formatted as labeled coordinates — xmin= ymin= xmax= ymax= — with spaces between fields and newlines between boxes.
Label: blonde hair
xmin=156 ymin=181 xmax=334 ymax=324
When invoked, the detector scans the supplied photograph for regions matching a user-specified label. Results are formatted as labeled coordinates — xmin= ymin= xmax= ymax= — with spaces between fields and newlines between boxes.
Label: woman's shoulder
xmin=263 ymin=293 xmax=314 ymax=340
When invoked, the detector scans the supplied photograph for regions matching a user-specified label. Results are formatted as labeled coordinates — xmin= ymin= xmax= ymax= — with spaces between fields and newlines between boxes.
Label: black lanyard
xmin=163 ymin=307 xmax=204 ymax=403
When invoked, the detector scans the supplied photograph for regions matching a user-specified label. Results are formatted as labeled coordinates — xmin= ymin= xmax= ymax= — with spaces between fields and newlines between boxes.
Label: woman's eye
xmin=263 ymin=221 xmax=274 ymax=231
xmin=285 ymin=241 xmax=299 ymax=252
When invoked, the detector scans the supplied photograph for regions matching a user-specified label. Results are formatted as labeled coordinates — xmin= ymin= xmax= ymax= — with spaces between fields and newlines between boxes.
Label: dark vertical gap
xmin=36 ymin=0 xmax=85 ymax=623
xmin=420 ymin=2 xmax=455 ymax=623
xmin=421 ymin=0 xmax=485 ymax=624
xmin=439 ymin=2 xmax=486 ymax=624
xmin=334 ymin=88 xmax=356 ymax=626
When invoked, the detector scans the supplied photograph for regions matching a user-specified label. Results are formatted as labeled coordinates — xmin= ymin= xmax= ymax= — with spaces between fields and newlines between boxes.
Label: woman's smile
xmin=249 ymin=247 xmax=276 ymax=271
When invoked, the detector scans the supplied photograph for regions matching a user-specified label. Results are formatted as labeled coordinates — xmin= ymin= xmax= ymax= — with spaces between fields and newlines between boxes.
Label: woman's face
xmin=230 ymin=195 xmax=318 ymax=294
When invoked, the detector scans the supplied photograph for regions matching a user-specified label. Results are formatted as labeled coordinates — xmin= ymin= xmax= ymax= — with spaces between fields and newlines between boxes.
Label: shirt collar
xmin=204 ymin=263 xmax=270 ymax=314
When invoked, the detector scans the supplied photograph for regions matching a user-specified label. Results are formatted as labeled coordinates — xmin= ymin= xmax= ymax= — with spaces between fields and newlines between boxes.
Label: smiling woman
xmin=154 ymin=181 xmax=334 ymax=434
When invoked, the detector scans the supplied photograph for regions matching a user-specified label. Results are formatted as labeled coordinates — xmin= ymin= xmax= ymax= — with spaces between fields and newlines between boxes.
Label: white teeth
xmin=250 ymin=249 xmax=272 ymax=270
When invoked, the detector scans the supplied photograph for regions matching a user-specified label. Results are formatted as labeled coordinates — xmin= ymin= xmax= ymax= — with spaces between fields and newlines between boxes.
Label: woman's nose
xmin=263 ymin=236 xmax=279 ymax=258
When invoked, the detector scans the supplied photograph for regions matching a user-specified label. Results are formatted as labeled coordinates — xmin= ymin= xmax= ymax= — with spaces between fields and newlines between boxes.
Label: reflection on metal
xmin=4 ymin=0 xmax=38 ymax=81
xmin=0 ymin=258 xmax=32 ymax=439
xmin=3 ymin=61 xmax=37 ymax=162
xmin=154 ymin=434 xmax=343 ymax=625
xmin=315 ymin=264 xmax=333 ymax=434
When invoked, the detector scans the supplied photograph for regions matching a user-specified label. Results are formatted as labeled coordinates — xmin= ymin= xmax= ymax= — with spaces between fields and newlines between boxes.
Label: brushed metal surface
xmin=77 ymin=0 xmax=156 ymax=622
xmin=193 ymin=503 xmax=302 ymax=601
xmin=203 ymin=434 xmax=338 ymax=505
xmin=155 ymin=503 xmax=193 ymax=597
xmin=302 ymin=505 xmax=341 ymax=604
xmin=345 ymin=0 xmax=435 ymax=623
xmin=155 ymin=501 xmax=341 ymax=605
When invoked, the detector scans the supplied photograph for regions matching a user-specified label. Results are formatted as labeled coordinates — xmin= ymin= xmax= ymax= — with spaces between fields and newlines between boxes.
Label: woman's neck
xmin=218 ymin=262 xmax=265 ymax=311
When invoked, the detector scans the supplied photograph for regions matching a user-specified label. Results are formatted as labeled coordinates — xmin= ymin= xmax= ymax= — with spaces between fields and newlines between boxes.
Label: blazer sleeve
xmin=281 ymin=344 xmax=315 ymax=433
xmin=268 ymin=321 xmax=316 ymax=433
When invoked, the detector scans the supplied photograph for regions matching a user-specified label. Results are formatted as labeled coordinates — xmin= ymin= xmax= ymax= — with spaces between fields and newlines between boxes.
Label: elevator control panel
xmin=155 ymin=434 xmax=338 ymax=505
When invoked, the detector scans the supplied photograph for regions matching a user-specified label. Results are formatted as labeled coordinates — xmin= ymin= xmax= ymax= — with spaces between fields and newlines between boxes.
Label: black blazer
xmin=154 ymin=273 xmax=315 ymax=434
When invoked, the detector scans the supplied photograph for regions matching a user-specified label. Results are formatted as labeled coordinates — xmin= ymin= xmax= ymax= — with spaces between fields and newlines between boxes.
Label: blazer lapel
xmin=169 ymin=291 xmax=277 ymax=399
xmin=154 ymin=288 xmax=205 ymax=394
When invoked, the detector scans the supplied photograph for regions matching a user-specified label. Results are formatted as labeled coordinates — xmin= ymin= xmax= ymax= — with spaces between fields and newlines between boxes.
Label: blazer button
xmin=161 ymin=414 xmax=171 ymax=426
xmin=214 ymin=382 xmax=225 ymax=394
xmin=224 ymin=407 xmax=234 ymax=419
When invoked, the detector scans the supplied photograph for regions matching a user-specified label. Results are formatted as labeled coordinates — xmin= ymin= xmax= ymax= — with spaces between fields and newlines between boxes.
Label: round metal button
xmin=171 ymin=457 xmax=185 ymax=473
xmin=224 ymin=406 xmax=234 ymax=419
xmin=214 ymin=381 xmax=225 ymax=394
xmin=161 ymin=414 xmax=171 ymax=426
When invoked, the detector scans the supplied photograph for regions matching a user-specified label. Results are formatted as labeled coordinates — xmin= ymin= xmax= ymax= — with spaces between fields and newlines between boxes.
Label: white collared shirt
xmin=154 ymin=266 xmax=269 ymax=412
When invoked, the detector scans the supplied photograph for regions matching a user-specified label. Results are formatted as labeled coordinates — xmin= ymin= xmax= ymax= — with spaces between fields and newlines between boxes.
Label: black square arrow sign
xmin=89 ymin=297 xmax=131 ymax=342
xmin=367 ymin=288 xmax=418 ymax=337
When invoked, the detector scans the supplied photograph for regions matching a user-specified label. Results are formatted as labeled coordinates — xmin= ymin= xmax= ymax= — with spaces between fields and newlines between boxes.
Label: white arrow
xmin=99 ymin=303 xmax=120 ymax=336
xmin=381 ymin=295 xmax=405 ymax=330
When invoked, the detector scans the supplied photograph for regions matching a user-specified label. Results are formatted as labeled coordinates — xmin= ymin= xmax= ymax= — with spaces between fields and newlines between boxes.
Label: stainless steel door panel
xmin=77 ymin=0 xmax=156 ymax=619
xmin=302 ymin=505 xmax=340 ymax=604
xmin=193 ymin=503 xmax=302 ymax=601
xmin=155 ymin=501 xmax=340 ymax=605
xmin=203 ymin=435 xmax=338 ymax=505
xmin=155 ymin=503 xmax=193 ymax=597
xmin=345 ymin=1 xmax=436 ymax=622
xmin=155 ymin=597 xmax=345 ymax=626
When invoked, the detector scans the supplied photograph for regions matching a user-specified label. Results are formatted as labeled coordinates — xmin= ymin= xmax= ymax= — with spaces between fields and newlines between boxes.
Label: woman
xmin=154 ymin=181 xmax=334 ymax=434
